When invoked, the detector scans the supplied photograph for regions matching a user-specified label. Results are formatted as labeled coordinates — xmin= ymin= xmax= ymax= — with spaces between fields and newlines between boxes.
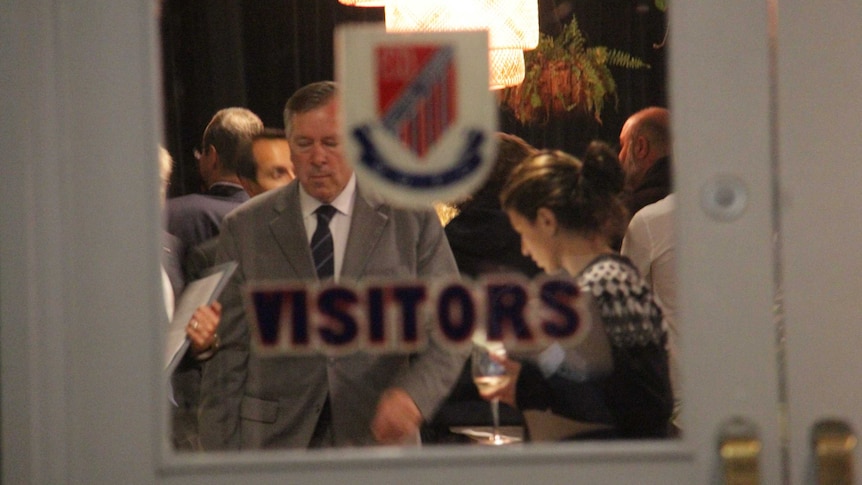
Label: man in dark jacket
xmin=166 ymin=107 xmax=263 ymax=250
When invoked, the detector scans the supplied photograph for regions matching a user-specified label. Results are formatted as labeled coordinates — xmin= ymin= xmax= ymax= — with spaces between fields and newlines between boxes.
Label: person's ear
xmin=536 ymin=207 xmax=558 ymax=236
xmin=208 ymin=145 xmax=222 ymax=171
xmin=634 ymin=135 xmax=650 ymax=160
xmin=198 ymin=144 xmax=216 ymax=171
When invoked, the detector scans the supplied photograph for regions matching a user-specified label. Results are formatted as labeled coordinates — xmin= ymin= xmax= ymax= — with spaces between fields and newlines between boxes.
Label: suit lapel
xmin=342 ymin=185 xmax=388 ymax=279
xmin=269 ymin=184 xmax=316 ymax=279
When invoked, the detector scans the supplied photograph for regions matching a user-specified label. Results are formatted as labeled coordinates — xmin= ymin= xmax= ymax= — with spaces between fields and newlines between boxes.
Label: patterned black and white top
xmin=576 ymin=254 xmax=666 ymax=348
xmin=516 ymin=254 xmax=674 ymax=439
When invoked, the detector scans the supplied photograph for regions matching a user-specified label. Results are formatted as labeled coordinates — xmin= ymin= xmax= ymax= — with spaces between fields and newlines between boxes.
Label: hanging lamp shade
xmin=338 ymin=0 xmax=386 ymax=6
xmin=385 ymin=0 xmax=538 ymax=50
xmin=384 ymin=0 xmax=538 ymax=88
xmin=489 ymin=48 xmax=525 ymax=90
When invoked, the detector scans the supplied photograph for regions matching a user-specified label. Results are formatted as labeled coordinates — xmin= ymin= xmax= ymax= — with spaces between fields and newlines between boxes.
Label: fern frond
xmin=606 ymin=49 xmax=651 ymax=70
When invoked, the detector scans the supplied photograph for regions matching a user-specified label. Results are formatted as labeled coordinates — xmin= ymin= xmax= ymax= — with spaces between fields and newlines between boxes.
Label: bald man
xmin=618 ymin=107 xmax=672 ymax=216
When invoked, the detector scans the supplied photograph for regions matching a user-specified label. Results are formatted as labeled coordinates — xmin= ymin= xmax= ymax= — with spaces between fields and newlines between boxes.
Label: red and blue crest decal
xmin=376 ymin=45 xmax=457 ymax=159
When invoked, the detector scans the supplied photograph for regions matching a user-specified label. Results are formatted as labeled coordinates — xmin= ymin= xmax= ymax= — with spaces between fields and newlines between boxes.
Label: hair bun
xmin=581 ymin=141 xmax=625 ymax=196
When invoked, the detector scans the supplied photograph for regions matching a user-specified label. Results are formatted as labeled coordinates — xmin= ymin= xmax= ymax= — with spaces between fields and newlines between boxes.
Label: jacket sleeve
xmin=391 ymin=209 xmax=469 ymax=420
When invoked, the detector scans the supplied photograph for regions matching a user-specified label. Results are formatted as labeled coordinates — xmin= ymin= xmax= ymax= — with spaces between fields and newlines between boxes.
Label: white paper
xmin=164 ymin=262 xmax=236 ymax=373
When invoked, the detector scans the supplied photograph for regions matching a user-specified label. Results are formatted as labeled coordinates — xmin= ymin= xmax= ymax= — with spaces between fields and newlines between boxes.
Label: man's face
xmin=287 ymin=98 xmax=352 ymax=203
xmin=618 ymin=117 xmax=646 ymax=188
xmin=618 ymin=118 xmax=637 ymax=177
xmin=506 ymin=209 xmax=561 ymax=274
xmin=252 ymin=137 xmax=295 ymax=193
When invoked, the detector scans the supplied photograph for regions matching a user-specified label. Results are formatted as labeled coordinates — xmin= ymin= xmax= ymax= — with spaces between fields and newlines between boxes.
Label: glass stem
xmin=491 ymin=397 xmax=501 ymax=441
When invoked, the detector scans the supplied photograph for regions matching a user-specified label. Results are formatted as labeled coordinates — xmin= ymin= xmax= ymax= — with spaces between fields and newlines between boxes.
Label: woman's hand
xmin=479 ymin=354 xmax=522 ymax=409
xmin=186 ymin=301 xmax=222 ymax=355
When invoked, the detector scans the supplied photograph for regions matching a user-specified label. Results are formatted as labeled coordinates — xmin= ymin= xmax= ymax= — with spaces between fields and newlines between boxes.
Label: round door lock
xmin=700 ymin=174 xmax=748 ymax=222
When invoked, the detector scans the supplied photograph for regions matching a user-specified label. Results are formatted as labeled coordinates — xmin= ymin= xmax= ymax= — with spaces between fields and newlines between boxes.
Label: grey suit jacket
xmin=198 ymin=180 xmax=465 ymax=449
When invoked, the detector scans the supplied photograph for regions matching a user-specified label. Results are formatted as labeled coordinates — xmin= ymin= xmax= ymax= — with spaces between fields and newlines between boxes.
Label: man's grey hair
xmin=283 ymin=81 xmax=337 ymax=137
xmin=202 ymin=107 xmax=264 ymax=173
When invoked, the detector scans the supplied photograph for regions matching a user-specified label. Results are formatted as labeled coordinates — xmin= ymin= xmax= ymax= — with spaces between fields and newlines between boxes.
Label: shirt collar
xmin=299 ymin=173 xmax=356 ymax=219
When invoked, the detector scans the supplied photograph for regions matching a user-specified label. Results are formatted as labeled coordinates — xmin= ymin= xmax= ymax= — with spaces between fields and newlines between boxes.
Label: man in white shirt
xmin=621 ymin=194 xmax=679 ymax=421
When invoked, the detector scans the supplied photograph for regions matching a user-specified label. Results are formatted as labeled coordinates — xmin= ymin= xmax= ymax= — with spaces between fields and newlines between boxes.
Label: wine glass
xmin=471 ymin=342 xmax=513 ymax=445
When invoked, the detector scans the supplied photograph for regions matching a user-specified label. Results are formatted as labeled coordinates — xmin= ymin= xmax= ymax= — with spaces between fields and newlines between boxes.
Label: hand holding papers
xmin=165 ymin=262 xmax=237 ymax=374
xmin=185 ymin=302 xmax=222 ymax=355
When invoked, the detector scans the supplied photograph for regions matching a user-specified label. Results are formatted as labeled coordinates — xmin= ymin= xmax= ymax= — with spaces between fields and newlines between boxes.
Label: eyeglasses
xmin=194 ymin=144 xmax=209 ymax=161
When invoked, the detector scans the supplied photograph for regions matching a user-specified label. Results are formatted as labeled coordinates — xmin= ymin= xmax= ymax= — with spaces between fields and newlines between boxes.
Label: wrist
xmin=194 ymin=333 xmax=221 ymax=361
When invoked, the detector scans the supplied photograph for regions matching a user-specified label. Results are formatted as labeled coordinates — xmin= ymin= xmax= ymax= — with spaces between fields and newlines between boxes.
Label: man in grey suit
xmin=198 ymin=81 xmax=466 ymax=449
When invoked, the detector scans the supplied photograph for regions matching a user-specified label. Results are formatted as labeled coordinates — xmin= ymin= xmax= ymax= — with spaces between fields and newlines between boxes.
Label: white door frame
xmin=778 ymin=1 xmax=862 ymax=482
xmin=1 ymin=1 xmax=786 ymax=483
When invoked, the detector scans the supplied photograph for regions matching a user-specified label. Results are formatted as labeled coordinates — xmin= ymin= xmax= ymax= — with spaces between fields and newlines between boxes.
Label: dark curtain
xmin=160 ymin=0 xmax=666 ymax=197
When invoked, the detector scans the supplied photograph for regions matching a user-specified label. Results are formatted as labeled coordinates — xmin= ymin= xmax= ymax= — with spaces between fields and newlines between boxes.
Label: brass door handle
xmin=812 ymin=419 xmax=856 ymax=485
xmin=719 ymin=416 xmax=761 ymax=485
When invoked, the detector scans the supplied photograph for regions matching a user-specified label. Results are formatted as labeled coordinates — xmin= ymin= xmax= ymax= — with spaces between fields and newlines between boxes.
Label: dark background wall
xmin=160 ymin=0 xmax=667 ymax=197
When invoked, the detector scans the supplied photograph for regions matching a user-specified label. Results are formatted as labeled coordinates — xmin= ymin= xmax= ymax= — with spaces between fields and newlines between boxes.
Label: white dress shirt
xmin=161 ymin=266 xmax=175 ymax=321
xmin=621 ymin=194 xmax=679 ymax=405
xmin=299 ymin=173 xmax=357 ymax=282
xmin=162 ymin=266 xmax=177 ymax=405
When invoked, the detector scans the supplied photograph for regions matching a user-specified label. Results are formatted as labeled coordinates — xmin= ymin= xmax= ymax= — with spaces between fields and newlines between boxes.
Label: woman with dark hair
xmin=487 ymin=142 xmax=673 ymax=439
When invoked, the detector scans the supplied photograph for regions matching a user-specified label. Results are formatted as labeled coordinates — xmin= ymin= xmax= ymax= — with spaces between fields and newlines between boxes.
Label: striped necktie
xmin=310 ymin=205 xmax=337 ymax=280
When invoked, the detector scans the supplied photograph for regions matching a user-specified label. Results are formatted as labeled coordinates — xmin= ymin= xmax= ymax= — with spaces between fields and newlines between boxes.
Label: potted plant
xmin=499 ymin=16 xmax=651 ymax=125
